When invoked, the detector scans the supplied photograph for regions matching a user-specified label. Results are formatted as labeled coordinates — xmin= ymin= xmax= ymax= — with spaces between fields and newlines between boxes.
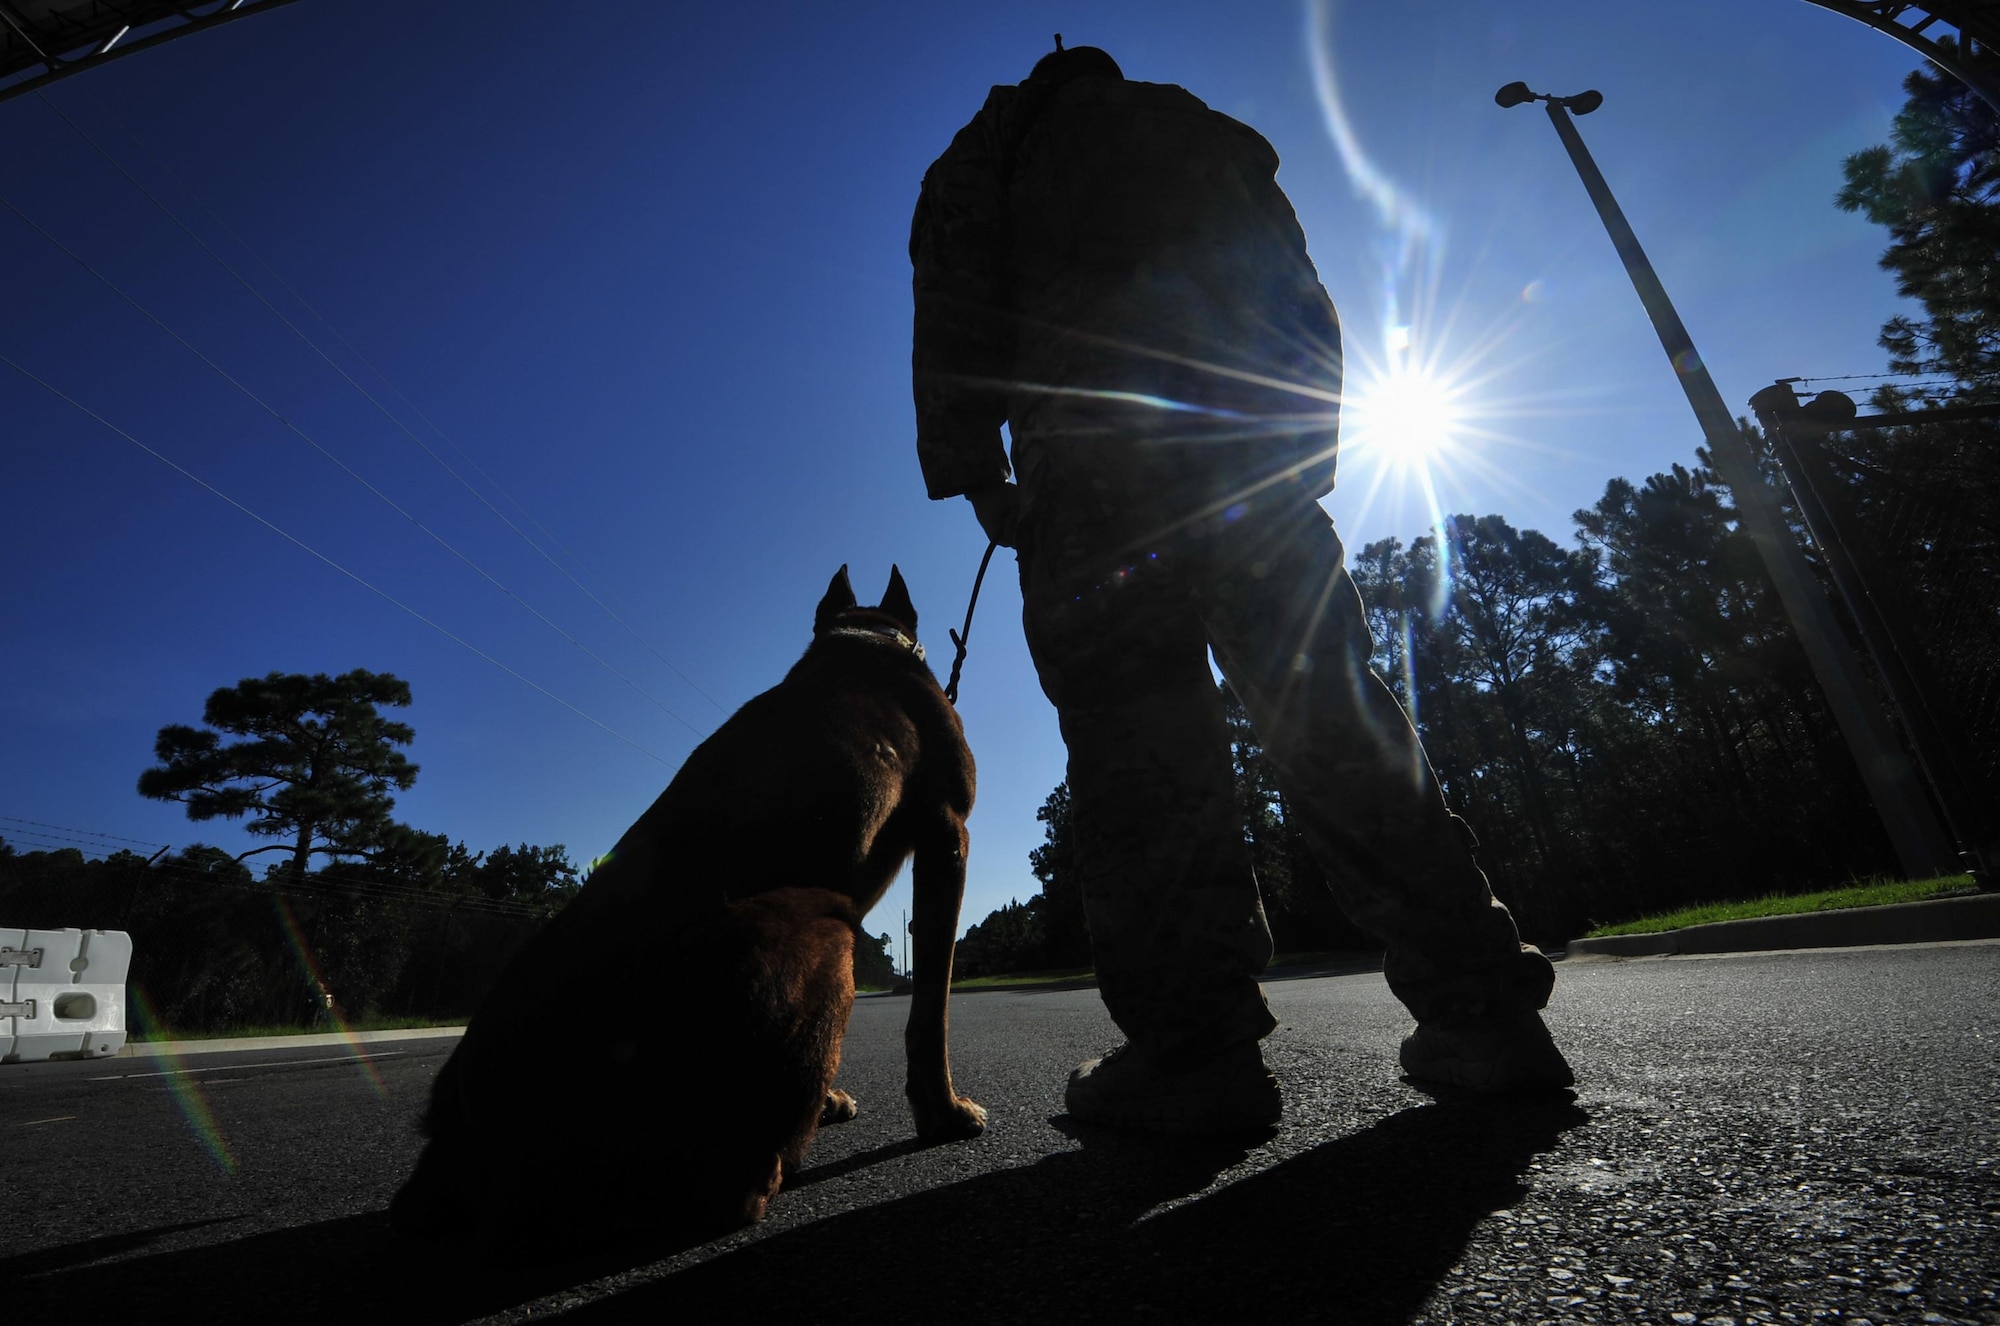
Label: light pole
xmin=1495 ymin=82 xmax=1958 ymax=882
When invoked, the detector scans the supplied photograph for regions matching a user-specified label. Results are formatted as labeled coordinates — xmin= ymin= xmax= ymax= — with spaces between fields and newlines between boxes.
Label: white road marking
xmin=89 ymin=1050 xmax=407 ymax=1081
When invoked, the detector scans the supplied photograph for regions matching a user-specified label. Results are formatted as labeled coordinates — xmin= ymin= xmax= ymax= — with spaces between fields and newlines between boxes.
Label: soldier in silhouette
xmin=912 ymin=40 xmax=1572 ymax=1133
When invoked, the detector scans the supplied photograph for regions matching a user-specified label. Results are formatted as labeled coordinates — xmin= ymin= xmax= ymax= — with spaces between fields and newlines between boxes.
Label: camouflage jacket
xmin=910 ymin=75 xmax=1343 ymax=504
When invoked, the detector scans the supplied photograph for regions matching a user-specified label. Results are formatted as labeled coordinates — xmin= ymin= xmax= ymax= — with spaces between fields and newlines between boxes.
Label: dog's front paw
xmin=821 ymin=1089 xmax=859 ymax=1124
xmin=912 ymin=1092 xmax=987 ymax=1142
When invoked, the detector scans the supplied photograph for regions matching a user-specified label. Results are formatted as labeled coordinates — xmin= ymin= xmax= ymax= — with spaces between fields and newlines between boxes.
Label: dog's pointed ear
xmin=881 ymin=565 xmax=917 ymax=633
xmin=815 ymin=565 xmax=857 ymax=633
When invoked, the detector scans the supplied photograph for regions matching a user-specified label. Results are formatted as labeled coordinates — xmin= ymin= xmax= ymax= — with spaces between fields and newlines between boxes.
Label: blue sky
xmin=0 ymin=1 xmax=1928 ymax=942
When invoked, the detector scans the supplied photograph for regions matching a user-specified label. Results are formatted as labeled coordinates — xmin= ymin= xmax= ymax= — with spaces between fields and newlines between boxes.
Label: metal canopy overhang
xmin=0 ymin=0 xmax=301 ymax=106
xmin=6 ymin=3 xmax=1994 ymax=109
xmin=1799 ymin=2 xmax=2000 ymax=108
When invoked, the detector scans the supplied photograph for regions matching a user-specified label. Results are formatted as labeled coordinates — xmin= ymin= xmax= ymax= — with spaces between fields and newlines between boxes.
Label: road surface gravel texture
xmin=3 ymin=941 xmax=1994 ymax=1324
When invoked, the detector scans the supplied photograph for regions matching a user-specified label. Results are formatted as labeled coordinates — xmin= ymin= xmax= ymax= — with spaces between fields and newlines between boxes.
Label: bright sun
xmin=1345 ymin=368 xmax=1463 ymax=470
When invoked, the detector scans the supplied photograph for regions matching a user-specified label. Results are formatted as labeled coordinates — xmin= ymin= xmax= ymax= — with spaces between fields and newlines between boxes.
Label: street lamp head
xmin=1496 ymin=82 xmax=1605 ymax=115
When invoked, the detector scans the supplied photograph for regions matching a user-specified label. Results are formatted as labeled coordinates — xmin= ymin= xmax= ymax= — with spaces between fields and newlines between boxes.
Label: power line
xmin=335 ymin=377 xmax=734 ymax=718
xmin=0 ymin=350 xmax=673 ymax=767
xmin=51 ymin=87 xmax=732 ymax=720
xmin=1792 ymin=370 xmax=1998 ymax=386
xmin=2 ymin=826 xmax=142 ymax=857
xmin=0 ymin=815 xmax=163 ymax=849
xmin=0 ymin=183 xmax=707 ymax=741
xmin=0 ymin=825 xmax=164 ymax=855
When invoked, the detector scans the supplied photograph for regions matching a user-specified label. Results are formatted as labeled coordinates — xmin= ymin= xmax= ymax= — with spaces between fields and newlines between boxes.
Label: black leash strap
xmin=945 ymin=540 xmax=997 ymax=706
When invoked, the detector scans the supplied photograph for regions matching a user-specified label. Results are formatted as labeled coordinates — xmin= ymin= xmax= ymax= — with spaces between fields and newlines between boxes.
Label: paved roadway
xmin=4 ymin=942 xmax=1996 ymax=1324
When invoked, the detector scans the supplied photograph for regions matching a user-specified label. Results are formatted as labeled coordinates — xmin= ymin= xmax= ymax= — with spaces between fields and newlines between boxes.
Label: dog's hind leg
xmin=904 ymin=810 xmax=986 ymax=1142
xmin=716 ymin=889 xmax=862 ymax=1221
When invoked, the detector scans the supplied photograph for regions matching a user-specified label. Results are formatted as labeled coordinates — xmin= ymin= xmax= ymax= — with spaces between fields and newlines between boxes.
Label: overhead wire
xmin=0 ymin=349 xmax=672 ymax=766
xmin=0 ymin=180 xmax=707 ymax=742
xmin=49 ymin=87 xmax=731 ymax=719
xmin=0 ymin=817 xmax=164 ymax=852
xmin=326 ymin=364 xmax=734 ymax=718
xmin=1792 ymin=369 xmax=1996 ymax=387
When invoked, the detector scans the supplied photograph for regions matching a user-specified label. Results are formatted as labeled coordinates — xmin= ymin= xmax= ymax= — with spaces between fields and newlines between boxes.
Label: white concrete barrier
xmin=1 ymin=927 xmax=131 ymax=1062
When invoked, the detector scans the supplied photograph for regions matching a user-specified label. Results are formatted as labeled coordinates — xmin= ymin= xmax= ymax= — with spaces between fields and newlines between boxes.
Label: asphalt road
xmin=5 ymin=942 xmax=1996 ymax=1324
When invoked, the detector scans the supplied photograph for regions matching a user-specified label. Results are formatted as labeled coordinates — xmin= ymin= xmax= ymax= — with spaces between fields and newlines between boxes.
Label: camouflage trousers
xmin=1016 ymin=485 xmax=1555 ymax=1065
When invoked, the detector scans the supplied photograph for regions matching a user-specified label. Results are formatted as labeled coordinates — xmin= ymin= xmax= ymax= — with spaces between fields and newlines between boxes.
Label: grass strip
xmin=952 ymin=966 xmax=1095 ymax=990
xmin=1584 ymin=873 xmax=1977 ymax=938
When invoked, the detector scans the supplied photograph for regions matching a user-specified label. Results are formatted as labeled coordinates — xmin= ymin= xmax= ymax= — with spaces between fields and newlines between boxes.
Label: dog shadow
xmin=0 ymin=1205 xmax=737 ymax=1326
xmin=7 ymin=1096 xmax=1584 ymax=1323
xmin=781 ymin=1135 xmax=932 ymax=1190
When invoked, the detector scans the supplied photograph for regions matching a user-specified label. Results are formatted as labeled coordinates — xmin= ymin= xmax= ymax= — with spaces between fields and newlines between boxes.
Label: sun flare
xmin=1344 ymin=366 xmax=1465 ymax=470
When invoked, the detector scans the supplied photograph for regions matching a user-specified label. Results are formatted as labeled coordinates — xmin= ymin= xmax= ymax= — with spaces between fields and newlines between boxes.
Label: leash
xmin=944 ymin=540 xmax=997 ymax=706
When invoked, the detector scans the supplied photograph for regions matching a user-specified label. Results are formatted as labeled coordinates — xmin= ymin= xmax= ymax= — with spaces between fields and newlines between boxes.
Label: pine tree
xmin=1837 ymin=39 xmax=2000 ymax=399
xmin=138 ymin=670 xmax=419 ymax=885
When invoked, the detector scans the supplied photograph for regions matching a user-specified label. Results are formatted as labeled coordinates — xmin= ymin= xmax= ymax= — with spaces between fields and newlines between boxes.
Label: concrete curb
xmin=118 ymin=1025 xmax=465 ymax=1058
xmin=1562 ymin=892 xmax=2000 ymax=959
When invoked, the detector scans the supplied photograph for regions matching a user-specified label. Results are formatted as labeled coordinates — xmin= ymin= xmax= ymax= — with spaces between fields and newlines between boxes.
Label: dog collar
xmin=824 ymin=624 xmax=926 ymax=662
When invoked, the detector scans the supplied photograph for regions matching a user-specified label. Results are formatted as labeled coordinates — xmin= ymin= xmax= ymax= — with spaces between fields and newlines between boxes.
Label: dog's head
xmin=814 ymin=565 xmax=922 ymax=657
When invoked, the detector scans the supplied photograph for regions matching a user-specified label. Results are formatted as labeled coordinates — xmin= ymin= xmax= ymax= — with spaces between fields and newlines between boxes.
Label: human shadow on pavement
xmin=9 ymin=1097 xmax=1584 ymax=1323
xmin=565 ymin=1093 xmax=1588 ymax=1322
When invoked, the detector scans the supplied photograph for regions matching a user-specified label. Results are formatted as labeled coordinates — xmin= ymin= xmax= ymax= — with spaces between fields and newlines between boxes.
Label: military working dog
xmin=390 ymin=566 xmax=985 ymax=1256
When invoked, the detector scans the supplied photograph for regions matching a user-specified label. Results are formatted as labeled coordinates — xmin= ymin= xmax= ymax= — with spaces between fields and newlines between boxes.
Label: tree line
xmin=0 ymin=837 xmax=555 ymax=1032
xmin=0 ymin=668 xmax=593 ymax=1032
xmin=958 ymin=45 xmax=1999 ymax=973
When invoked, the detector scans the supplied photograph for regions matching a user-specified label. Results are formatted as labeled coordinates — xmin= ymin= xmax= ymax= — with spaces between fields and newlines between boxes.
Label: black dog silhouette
xmin=391 ymin=567 xmax=983 ymax=1257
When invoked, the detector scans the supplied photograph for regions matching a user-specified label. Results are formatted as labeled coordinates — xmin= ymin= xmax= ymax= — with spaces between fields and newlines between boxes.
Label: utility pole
xmin=1495 ymin=82 xmax=1956 ymax=880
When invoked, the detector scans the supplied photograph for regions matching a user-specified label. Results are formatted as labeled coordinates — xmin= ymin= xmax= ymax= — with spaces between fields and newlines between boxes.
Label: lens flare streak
xmin=272 ymin=893 xmax=388 ymax=1098
xmin=128 ymin=986 xmax=237 ymax=1175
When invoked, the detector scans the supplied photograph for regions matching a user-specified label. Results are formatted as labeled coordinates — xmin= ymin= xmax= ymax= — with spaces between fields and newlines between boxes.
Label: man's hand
xmin=965 ymin=483 xmax=1022 ymax=549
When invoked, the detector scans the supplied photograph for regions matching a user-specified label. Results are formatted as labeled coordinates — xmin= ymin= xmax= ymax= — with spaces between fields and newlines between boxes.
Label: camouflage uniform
xmin=913 ymin=66 xmax=1554 ymax=1067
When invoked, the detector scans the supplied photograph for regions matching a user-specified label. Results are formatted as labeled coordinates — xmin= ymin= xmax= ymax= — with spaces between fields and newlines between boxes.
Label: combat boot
xmin=1065 ymin=1040 xmax=1281 ymax=1135
xmin=1398 ymin=1010 xmax=1574 ymax=1093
